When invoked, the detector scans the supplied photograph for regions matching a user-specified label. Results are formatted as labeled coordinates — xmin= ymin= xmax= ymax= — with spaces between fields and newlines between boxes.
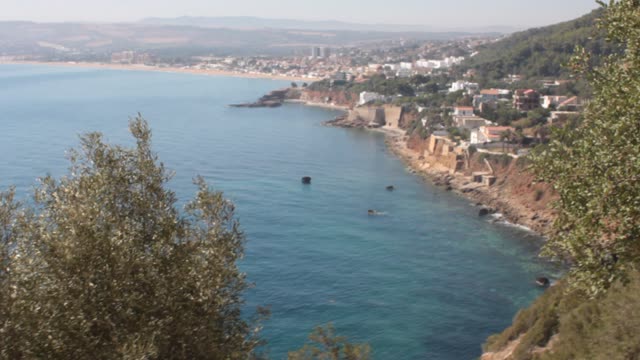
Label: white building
xmin=359 ymin=91 xmax=385 ymax=105
xmin=400 ymin=62 xmax=413 ymax=70
xmin=541 ymin=95 xmax=569 ymax=109
xmin=449 ymin=81 xmax=479 ymax=94
xmin=416 ymin=57 xmax=464 ymax=69
xmin=471 ymin=126 xmax=515 ymax=144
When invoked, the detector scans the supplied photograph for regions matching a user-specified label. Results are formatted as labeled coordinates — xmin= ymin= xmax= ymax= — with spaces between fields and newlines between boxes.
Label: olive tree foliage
xmin=287 ymin=325 xmax=370 ymax=360
xmin=0 ymin=117 xmax=267 ymax=359
xmin=531 ymin=0 xmax=640 ymax=296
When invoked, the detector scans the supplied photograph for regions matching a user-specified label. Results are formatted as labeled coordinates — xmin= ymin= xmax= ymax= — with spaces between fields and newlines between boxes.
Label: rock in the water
xmin=386 ymin=185 xmax=395 ymax=191
xmin=478 ymin=207 xmax=492 ymax=217
xmin=446 ymin=185 xmax=453 ymax=192
xmin=536 ymin=277 xmax=551 ymax=287
xmin=301 ymin=176 xmax=312 ymax=184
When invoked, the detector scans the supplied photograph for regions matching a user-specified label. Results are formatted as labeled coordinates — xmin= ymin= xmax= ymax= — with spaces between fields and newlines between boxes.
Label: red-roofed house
xmin=453 ymin=106 xmax=474 ymax=117
xmin=514 ymin=89 xmax=540 ymax=111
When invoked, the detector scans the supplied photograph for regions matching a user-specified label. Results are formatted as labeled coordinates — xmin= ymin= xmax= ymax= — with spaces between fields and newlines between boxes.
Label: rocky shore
xmin=325 ymin=111 xmax=554 ymax=236
xmin=382 ymin=130 xmax=554 ymax=236
xmin=237 ymin=87 xmax=555 ymax=237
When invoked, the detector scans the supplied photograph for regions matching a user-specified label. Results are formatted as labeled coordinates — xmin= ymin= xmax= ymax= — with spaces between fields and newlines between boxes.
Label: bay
xmin=0 ymin=64 xmax=558 ymax=359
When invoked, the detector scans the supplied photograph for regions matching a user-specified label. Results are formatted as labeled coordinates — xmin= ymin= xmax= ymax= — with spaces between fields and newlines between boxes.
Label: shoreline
xmin=0 ymin=61 xmax=317 ymax=82
xmin=360 ymin=125 xmax=551 ymax=237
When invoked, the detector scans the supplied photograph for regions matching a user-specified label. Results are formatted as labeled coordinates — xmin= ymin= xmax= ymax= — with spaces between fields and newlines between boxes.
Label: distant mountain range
xmin=0 ymin=20 xmax=495 ymax=59
xmin=139 ymin=16 xmax=519 ymax=34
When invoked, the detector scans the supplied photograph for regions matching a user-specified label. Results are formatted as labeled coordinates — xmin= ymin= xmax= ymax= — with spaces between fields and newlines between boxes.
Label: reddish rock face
xmin=300 ymin=89 xmax=358 ymax=108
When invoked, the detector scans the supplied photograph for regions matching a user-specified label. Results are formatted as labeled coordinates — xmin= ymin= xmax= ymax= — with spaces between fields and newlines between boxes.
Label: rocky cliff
xmin=299 ymin=89 xmax=358 ymax=108
xmin=405 ymin=134 xmax=556 ymax=235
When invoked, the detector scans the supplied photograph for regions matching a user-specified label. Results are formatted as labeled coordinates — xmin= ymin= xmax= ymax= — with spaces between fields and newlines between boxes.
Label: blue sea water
xmin=0 ymin=64 xmax=558 ymax=359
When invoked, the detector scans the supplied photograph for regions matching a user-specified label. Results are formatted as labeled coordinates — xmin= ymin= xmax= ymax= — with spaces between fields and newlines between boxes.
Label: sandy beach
xmin=1 ymin=61 xmax=317 ymax=82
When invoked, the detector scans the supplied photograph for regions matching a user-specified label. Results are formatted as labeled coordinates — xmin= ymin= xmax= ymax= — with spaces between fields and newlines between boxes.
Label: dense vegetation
xmin=532 ymin=0 xmax=640 ymax=295
xmin=485 ymin=1 xmax=640 ymax=358
xmin=463 ymin=8 xmax=617 ymax=85
xmin=483 ymin=271 xmax=640 ymax=360
xmin=308 ymin=74 xmax=430 ymax=98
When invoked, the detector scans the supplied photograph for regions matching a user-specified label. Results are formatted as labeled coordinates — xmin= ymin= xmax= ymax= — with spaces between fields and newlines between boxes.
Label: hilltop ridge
xmin=464 ymin=9 xmax=616 ymax=82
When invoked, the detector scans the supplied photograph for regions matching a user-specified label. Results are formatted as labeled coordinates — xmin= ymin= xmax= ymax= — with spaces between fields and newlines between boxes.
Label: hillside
xmin=481 ymin=272 xmax=640 ymax=360
xmin=140 ymin=16 xmax=517 ymax=34
xmin=464 ymin=9 xmax=616 ymax=82
xmin=0 ymin=21 xmax=480 ymax=59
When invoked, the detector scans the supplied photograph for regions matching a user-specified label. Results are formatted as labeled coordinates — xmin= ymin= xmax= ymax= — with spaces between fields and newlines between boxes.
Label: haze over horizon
xmin=2 ymin=0 xmax=598 ymax=30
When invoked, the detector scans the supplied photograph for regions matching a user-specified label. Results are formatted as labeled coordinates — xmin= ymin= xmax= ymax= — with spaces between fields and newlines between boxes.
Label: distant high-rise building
xmin=310 ymin=47 xmax=330 ymax=59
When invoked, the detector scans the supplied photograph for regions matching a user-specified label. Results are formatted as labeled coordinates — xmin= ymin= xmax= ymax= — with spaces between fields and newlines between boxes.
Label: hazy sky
xmin=1 ymin=0 xmax=599 ymax=28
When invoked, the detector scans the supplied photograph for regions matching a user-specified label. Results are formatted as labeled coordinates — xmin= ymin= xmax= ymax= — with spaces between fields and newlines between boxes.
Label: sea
xmin=0 ymin=64 xmax=559 ymax=359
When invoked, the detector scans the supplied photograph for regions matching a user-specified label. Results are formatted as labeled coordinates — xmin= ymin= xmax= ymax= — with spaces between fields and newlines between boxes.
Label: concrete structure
xmin=416 ymin=56 xmax=464 ymax=70
xmin=359 ymin=91 xmax=385 ymax=105
xmin=541 ymin=95 xmax=569 ymax=109
xmin=513 ymin=89 xmax=540 ymax=111
xmin=425 ymin=134 xmax=465 ymax=173
xmin=111 ymin=51 xmax=153 ymax=64
xmin=310 ymin=47 xmax=330 ymax=59
xmin=400 ymin=62 xmax=413 ymax=70
xmin=473 ymin=88 xmax=511 ymax=108
xmin=471 ymin=126 xmax=516 ymax=144
xmin=453 ymin=106 xmax=475 ymax=117
xmin=348 ymin=107 xmax=386 ymax=127
xmin=449 ymin=80 xmax=479 ymax=94
xmin=383 ymin=106 xmax=403 ymax=128
xmin=557 ymin=96 xmax=582 ymax=111
xmin=455 ymin=116 xmax=492 ymax=129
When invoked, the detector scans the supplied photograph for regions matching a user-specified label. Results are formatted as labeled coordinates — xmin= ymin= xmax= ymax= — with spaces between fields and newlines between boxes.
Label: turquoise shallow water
xmin=0 ymin=64 xmax=559 ymax=359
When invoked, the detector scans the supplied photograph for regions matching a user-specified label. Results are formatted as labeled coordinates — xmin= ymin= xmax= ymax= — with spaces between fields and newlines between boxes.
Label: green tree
xmin=288 ymin=325 xmax=371 ymax=360
xmin=0 ymin=116 xmax=267 ymax=359
xmin=531 ymin=0 xmax=640 ymax=295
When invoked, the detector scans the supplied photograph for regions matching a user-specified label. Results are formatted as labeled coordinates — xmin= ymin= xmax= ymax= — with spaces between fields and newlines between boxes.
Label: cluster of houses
xmin=443 ymin=85 xmax=583 ymax=146
xmin=366 ymin=56 xmax=466 ymax=78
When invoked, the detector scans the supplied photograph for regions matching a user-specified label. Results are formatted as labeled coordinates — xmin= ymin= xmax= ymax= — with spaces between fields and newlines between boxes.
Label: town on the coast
xmin=2 ymin=2 xmax=639 ymax=359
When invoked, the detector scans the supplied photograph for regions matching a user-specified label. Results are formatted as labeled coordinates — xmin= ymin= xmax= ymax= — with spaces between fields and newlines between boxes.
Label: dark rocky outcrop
xmin=386 ymin=185 xmax=395 ymax=191
xmin=478 ymin=207 xmax=493 ymax=217
xmin=536 ymin=277 xmax=550 ymax=287
xmin=230 ymin=89 xmax=290 ymax=108
xmin=301 ymin=176 xmax=312 ymax=184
